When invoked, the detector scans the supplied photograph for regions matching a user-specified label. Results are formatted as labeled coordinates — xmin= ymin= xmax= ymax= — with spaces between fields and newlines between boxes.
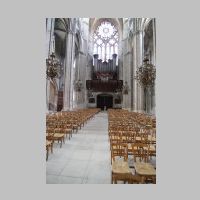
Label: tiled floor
xmin=46 ymin=111 xmax=111 ymax=184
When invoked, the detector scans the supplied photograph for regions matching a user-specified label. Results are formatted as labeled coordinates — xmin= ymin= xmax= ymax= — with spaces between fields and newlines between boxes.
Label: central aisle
xmin=46 ymin=111 xmax=111 ymax=184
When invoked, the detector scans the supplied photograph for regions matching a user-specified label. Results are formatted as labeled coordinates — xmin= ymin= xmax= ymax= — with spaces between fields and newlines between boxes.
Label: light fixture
xmin=75 ymin=80 xmax=83 ymax=92
xmin=88 ymin=90 xmax=93 ymax=98
xmin=122 ymin=81 xmax=129 ymax=95
xmin=46 ymin=52 xmax=61 ymax=79
xmin=135 ymin=56 xmax=156 ymax=88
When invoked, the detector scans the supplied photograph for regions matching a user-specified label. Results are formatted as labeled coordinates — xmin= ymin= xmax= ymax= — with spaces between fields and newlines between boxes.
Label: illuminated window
xmin=93 ymin=21 xmax=119 ymax=62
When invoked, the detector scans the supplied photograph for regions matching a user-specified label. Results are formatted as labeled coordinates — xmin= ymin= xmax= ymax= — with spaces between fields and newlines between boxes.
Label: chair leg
xmin=51 ymin=144 xmax=53 ymax=153
xmin=153 ymin=176 xmax=156 ymax=184
xmin=141 ymin=176 xmax=145 ymax=184
xmin=46 ymin=149 xmax=48 ymax=161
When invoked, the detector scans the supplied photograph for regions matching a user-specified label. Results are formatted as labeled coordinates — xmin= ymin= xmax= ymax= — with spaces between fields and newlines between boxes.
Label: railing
xmin=86 ymin=80 xmax=123 ymax=92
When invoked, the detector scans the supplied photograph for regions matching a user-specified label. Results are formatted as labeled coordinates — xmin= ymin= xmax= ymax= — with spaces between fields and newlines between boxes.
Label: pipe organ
xmin=93 ymin=54 xmax=118 ymax=79
xmin=87 ymin=53 xmax=122 ymax=93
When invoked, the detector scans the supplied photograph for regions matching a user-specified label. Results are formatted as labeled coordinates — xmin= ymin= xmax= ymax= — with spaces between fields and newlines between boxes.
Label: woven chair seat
xmin=144 ymin=145 xmax=156 ymax=152
xmin=64 ymin=128 xmax=72 ymax=132
xmin=112 ymin=160 xmax=132 ymax=174
xmin=135 ymin=136 xmax=142 ymax=141
xmin=53 ymin=133 xmax=65 ymax=138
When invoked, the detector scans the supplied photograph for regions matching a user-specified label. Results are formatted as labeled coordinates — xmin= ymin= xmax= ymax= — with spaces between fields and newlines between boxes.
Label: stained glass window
xmin=93 ymin=21 xmax=119 ymax=62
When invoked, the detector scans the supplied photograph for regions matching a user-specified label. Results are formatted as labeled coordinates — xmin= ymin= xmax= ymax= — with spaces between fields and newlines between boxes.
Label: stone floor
xmin=46 ymin=111 xmax=156 ymax=184
xmin=46 ymin=111 xmax=111 ymax=184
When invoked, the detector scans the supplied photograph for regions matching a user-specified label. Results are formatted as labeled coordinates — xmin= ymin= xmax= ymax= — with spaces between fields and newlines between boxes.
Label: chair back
xmin=111 ymin=143 xmax=128 ymax=162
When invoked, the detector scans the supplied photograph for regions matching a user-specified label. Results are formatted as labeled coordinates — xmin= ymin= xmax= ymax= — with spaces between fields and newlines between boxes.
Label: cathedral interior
xmin=46 ymin=18 xmax=156 ymax=184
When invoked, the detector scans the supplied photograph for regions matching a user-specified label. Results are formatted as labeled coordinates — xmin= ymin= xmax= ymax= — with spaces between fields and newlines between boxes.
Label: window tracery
xmin=93 ymin=21 xmax=119 ymax=62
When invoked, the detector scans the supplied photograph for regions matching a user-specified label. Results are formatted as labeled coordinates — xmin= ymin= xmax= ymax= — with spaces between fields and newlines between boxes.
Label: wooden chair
xmin=53 ymin=128 xmax=65 ymax=148
xmin=111 ymin=143 xmax=132 ymax=184
xmin=146 ymin=144 xmax=156 ymax=159
xmin=143 ymin=175 xmax=156 ymax=184
xmin=131 ymin=143 xmax=149 ymax=162
xmin=46 ymin=140 xmax=53 ymax=161
xmin=46 ymin=128 xmax=55 ymax=145
xmin=64 ymin=123 xmax=73 ymax=139
xmin=46 ymin=128 xmax=54 ymax=158
xmin=128 ymin=174 xmax=142 ymax=184
xmin=56 ymin=124 xmax=72 ymax=139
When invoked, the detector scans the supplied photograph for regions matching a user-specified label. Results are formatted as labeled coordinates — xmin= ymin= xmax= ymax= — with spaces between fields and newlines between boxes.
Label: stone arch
xmin=74 ymin=32 xmax=81 ymax=54
xmin=144 ymin=19 xmax=154 ymax=59
xmin=54 ymin=18 xmax=68 ymax=58
xmin=96 ymin=93 xmax=114 ymax=110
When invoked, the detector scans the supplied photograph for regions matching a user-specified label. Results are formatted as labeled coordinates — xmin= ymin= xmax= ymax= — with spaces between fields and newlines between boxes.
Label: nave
xmin=46 ymin=18 xmax=156 ymax=184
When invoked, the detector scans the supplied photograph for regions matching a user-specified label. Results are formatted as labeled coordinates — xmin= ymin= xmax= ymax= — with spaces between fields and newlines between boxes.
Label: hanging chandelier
xmin=135 ymin=57 xmax=156 ymax=88
xmin=46 ymin=52 xmax=61 ymax=79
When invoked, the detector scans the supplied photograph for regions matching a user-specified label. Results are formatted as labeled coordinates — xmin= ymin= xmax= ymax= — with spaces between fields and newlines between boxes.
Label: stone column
xmin=133 ymin=34 xmax=137 ymax=111
xmin=73 ymin=55 xmax=79 ymax=109
xmin=130 ymin=48 xmax=134 ymax=111
xmin=139 ymin=31 xmax=145 ymax=113
xmin=76 ymin=51 xmax=84 ymax=109
xmin=118 ymin=55 xmax=123 ymax=80
xmin=80 ymin=53 xmax=87 ymax=108
xmin=133 ymin=30 xmax=144 ymax=112
xmin=148 ymin=88 xmax=152 ymax=113
xmin=46 ymin=18 xmax=55 ymax=58
xmin=69 ymin=34 xmax=75 ymax=110
xmin=46 ymin=18 xmax=55 ymax=112
xmin=63 ymin=30 xmax=75 ymax=111
xmin=145 ymin=87 xmax=151 ymax=113
xmin=151 ymin=18 xmax=156 ymax=115
xmin=152 ymin=18 xmax=156 ymax=67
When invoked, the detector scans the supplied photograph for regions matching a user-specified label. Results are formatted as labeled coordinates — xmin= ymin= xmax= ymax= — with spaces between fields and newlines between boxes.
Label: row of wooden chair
xmin=46 ymin=108 xmax=100 ymax=161
xmin=108 ymin=109 xmax=156 ymax=184
xmin=109 ymin=131 xmax=156 ymax=145
xmin=108 ymin=109 xmax=156 ymax=129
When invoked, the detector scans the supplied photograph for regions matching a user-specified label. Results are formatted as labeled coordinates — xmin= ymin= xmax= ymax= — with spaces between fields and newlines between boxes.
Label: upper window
xmin=97 ymin=21 xmax=117 ymax=39
xmin=93 ymin=21 xmax=119 ymax=62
